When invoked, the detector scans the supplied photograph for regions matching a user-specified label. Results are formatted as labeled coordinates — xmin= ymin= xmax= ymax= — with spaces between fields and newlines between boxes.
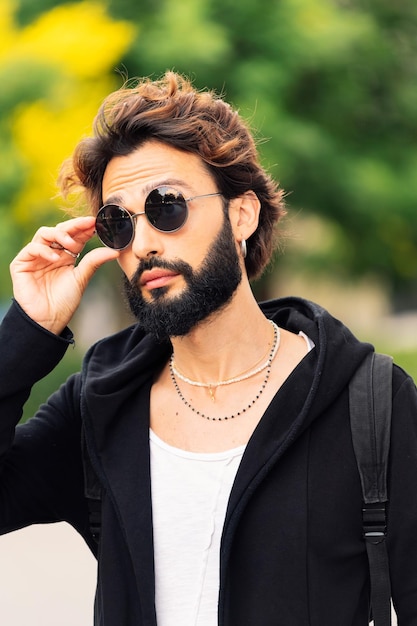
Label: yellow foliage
xmin=12 ymin=78 xmax=117 ymax=220
xmin=13 ymin=2 xmax=135 ymax=78
xmin=0 ymin=0 xmax=16 ymax=56
xmin=0 ymin=0 xmax=135 ymax=77
xmin=0 ymin=0 xmax=136 ymax=224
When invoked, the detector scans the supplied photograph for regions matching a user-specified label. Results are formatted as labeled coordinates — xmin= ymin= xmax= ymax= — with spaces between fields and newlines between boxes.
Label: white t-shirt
xmin=150 ymin=430 xmax=245 ymax=626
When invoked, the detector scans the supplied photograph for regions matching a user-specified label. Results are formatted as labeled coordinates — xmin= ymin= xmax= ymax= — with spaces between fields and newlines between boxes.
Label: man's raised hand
xmin=10 ymin=216 xmax=119 ymax=335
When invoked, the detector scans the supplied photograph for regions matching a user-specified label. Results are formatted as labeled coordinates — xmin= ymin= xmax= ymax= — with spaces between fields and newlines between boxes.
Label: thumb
xmin=75 ymin=246 xmax=120 ymax=288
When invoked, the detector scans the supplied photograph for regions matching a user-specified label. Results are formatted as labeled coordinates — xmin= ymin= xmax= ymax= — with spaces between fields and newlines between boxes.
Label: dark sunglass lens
xmin=145 ymin=187 xmax=188 ymax=232
xmin=96 ymin=205 xmax=134 ymax=249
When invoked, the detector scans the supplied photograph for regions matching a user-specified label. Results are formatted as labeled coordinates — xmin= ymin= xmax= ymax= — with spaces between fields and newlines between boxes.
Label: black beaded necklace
xmin=169 ymin=321 xmax=280 ymax=421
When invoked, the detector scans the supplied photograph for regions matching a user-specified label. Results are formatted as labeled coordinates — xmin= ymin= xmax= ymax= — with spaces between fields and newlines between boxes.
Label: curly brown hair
xmin=59 ymin=71 xmax=286 ymax=279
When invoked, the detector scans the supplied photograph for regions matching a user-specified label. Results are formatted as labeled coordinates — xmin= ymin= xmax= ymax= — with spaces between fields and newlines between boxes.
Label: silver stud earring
xmin=240 ymin=239 xmax=247 ymax=259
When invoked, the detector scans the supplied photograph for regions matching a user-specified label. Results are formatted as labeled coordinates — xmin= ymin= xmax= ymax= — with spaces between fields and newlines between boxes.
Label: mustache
xmin=129 ymin=256 xmax=194 ymax=285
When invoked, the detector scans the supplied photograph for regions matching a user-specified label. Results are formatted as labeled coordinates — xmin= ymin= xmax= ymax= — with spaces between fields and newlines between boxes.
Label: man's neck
xmin=169 ymin=285 xmax=274 ymax=384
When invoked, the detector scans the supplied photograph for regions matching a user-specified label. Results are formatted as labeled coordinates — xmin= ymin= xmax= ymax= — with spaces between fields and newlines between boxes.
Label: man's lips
xmin=139 ymin=268 xmax=180 ymax=290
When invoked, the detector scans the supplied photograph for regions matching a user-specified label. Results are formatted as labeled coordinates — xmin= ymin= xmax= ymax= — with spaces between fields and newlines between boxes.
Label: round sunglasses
xmin=95 ymin=186 xmax=223 ymax=250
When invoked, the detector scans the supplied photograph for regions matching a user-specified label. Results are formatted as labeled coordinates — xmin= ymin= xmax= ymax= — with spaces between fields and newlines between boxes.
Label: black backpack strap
xmin=81 ymin=427 xmax=102 ymax=545
xmin=349 ymin=352 xmax=393 ymax=626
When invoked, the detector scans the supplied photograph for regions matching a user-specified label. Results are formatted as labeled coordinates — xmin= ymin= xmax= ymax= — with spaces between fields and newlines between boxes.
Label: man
xmin=1 ymin=71 xmax=416 ymax=625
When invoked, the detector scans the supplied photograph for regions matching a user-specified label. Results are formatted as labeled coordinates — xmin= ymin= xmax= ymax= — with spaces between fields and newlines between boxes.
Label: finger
xmin=34 ymin=217 xmax=96 ymax=243
xmin=33 ymin=217 xmax=96 ymax=258
xmin=55 ymin=216 xmax=96 ymax=238
xmin=50 ymin=242 xmax=80 ymax=259
xmin=10 ymin=251 xmax=69 ymax=280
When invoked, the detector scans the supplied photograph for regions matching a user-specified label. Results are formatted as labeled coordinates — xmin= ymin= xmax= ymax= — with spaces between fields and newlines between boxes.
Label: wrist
xmin=11 ymin=299 xmax=74 ymax=344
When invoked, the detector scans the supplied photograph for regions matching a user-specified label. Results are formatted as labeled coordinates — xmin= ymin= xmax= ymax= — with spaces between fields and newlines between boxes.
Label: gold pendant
xmin=208 ymin=385 xmax=216 ymax=402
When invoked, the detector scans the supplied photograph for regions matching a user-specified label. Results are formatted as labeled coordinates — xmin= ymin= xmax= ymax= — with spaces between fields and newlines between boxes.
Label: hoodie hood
xmin=262 ymin=297 xmax=373 ymax=425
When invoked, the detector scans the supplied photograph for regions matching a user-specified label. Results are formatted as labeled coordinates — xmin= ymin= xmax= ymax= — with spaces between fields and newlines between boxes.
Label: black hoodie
xmin=0 ymin=297 xmax=416 ymax=625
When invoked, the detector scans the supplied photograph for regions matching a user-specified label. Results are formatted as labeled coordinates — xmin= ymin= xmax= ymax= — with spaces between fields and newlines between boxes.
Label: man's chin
xmin=148 ymin=285 xmax=170 ymax=301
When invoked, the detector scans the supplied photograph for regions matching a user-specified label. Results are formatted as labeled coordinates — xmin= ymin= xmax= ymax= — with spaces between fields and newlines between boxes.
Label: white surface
xmin=150 ymin=430 xmax=244 ymax=625
xmin=0 ymin=523 xmax=96 ymax=625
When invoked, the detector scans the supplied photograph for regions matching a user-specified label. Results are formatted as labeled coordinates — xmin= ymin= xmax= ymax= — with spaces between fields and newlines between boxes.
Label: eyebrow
xmin=102 ymin=178 xmax=195 ymax=206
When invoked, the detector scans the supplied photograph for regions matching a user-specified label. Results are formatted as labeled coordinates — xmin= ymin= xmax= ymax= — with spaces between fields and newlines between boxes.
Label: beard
xmin=123 ymin=213 xmax=242 ymax=341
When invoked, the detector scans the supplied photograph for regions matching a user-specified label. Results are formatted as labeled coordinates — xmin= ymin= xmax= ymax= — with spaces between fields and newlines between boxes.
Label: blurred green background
xmin=1 ymin=0 xmax=417 ymax=421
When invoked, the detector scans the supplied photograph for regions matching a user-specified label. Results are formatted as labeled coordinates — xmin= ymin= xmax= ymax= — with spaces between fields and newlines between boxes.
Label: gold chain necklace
xmin=169 ymin=321 xmax=280 ymax=421
xmin=170 ymin=320 xmax=278 ymax=401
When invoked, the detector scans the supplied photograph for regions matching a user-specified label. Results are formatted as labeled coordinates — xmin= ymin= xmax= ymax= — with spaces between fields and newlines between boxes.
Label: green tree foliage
xmin=109 ymin=0 xmax=417 ymax=304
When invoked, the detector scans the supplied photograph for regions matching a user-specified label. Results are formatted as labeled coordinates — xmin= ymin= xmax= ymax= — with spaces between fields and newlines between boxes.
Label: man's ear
xmin=230 ymin=190 xmax=261 ymax=240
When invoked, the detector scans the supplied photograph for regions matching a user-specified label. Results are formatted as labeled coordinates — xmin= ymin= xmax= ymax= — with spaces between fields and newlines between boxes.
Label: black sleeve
xmin=0 ymin=299 xmax=74 ymax=451
xmin=0 ymin=301 xmax=94 ymax=551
